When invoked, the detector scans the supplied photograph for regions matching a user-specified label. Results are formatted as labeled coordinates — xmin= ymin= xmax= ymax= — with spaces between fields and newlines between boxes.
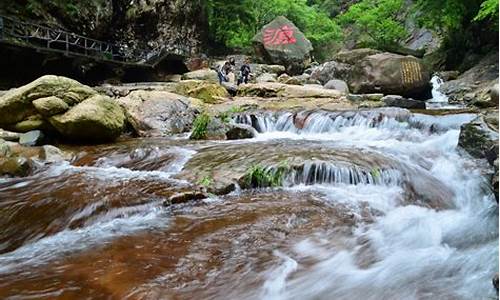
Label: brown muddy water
xmin=0 ymin=108 xmax=497 ymax=300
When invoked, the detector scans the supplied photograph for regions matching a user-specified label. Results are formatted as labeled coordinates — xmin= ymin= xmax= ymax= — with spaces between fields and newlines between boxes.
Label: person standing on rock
xmin=217 ymin=57 xmax=236 ymax=84
xmin=238 ymin=58 xmax=252 ymax=85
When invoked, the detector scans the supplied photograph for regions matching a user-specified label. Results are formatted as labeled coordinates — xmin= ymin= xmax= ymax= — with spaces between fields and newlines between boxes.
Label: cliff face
xmin=1 ymin=0 xmax=208 ymax=56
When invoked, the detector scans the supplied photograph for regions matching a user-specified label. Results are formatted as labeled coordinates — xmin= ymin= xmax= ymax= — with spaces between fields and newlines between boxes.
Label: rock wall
xmin=1 ymin=0 xmax=208 ymax=57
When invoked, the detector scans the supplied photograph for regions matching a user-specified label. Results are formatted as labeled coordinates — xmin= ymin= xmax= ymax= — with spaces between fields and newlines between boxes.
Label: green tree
xmin=206 ymin=0 xmax=341 ymax=55
xmin=338 ymin=0 xmax=407 ymax=50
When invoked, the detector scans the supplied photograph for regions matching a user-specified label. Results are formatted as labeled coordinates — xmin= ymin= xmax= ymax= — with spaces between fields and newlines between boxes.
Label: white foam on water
xmin=238 ymin=109 xmax=498 ymax=300
xmin=0 ymin=203 xmax=168 ymax=274
xmin=261 ymin=251 xmax=299 ymax=300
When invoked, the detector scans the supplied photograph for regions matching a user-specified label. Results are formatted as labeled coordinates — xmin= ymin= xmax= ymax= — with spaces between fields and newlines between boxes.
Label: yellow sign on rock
xmin=401 ymin=60 xmax=423 ymax=86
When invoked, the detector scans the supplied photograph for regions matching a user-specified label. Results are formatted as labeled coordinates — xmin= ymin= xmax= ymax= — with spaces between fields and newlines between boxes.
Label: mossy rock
xmin=0 ymin=75 xmax=96 ymax=126
xmin=12 ymin=115 xmax=50 ymax=132
xmin=32 ymin=96 xmax=69 ymax=117
xmin=49 ymin=95 xmax=125 ymax=142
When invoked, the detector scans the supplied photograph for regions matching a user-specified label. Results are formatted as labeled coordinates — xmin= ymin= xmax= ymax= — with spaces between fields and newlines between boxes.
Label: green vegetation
xmin=243 ymin=161 xmax=289 ymax=188
xmin=191 ymin=112 xmax=212 ymax=140
xmin=370 ymin=168 xmax=381 ymax=180
xmin=206 ymin=0 xmax=341 ymax=55
xmin=207 ymin=0 xmax=498 ymax=66
xmin=339 ymin=0 xmax=407 ymax=50
xmin=218 ymin=106 xmax=247 ymax=124
xmin=197 ymin=175 xmax=214 ymax=187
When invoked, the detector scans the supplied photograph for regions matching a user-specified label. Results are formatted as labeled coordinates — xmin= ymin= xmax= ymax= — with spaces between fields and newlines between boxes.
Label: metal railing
xmin=0 ymin=15 xmax=181 ymax=66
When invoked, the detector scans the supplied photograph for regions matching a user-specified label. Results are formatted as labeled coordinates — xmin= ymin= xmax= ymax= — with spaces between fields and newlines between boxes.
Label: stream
xmin=0 ymin=107 xmax=498 ymax=299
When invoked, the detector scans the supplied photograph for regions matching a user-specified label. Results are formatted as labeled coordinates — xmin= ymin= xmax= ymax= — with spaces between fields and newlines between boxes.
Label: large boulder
xmin=310 ymin=61 xmax=353 ymax=85
xmin=49 ymin=95 xmax=125 ymax=142
xmin=175 ymin=80 xmax=229 ymax=104
xmin=181 ymin=69 xmax=219 ymax=83
xmin=350 ymin=53 xmax=431 ymax=99
xmin=252 ymin=16 xmax=313 ymax=74
xmin=118 ymin=91 xmax=201 ymax=137
xmin=382 ymin=95 xmax=425 ymax=109
xmin=324 ymin=80 xmax=349 ymax=94
xmin=256 ymin=73 xmax=278 ymax=83
xmin=458 ymin=115 xmax=499 ymax=164
xmin=0 ymin=75 xmax=96 ymax=126
xmin=0 ymin=75 xmax=127 ymax=143
xmin=438 ymin=52 xmax=498 ymax=106
xmin=237 ymin=82 xmax=342 ymax=99
xmin=333 ymin=48 xmax=382 ymax=65
xmin=32 ymin=96 xmax=70 ymax=117
xmin=458 ymin=113 xmax=499 ymax=201
xmin=251 ymin=64 xmax=286 ymax=76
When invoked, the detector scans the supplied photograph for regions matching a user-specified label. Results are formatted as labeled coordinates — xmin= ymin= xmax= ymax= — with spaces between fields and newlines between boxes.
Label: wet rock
xmin=458 ymin=116 xmax=499 ymax=164
xmin=333 ymin=48 xmax=382 ymax=65
xmin=19 ymin=130 xmax=45 ymax=146
xmin=49 ymin=95 xmax=125 ymax=142
xmin=493 ymin=273 xmax=499 ymax=293
xmin=350 ymin=53 xmax=431 ymax=99
xmin=182 ymin=69 xmax=218 ymax=83
xmin=382 ymin=95 xmax=426 ymax=109
xmin=165 ymin=191 xmax=208 ymax=205
xmin=0 ymin=129 xmax=20 ymax=142
xmin=310 ymin=61 xmax=353 ymax=85
xmin=256 ymin=73 xmax=278 ymax=83
xmin=226 ymin=124 xmax=257 ymax=140
xmin=324 ymin=80 xmax=349 ymax=94
xmin=253 ymin=16 xmax=313 ymax=74
xmin=118 ymin=90 xmax=201 ymax=137
xmin=0 ymin=157 xmax=32 ymax=177
xmin=32 ymin=96 xmax=70 ymax=117
xmin=39 ymin=145 xmax=68 ymax=163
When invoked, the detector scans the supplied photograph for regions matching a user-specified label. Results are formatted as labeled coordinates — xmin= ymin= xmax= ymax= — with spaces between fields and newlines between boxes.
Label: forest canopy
xmin=206 ymin=0 xmax=499 ymax=58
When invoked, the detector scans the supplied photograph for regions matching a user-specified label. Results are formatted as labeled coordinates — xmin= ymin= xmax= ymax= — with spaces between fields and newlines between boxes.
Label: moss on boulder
xmin=49 ymin=95 xmax=125 ymax=142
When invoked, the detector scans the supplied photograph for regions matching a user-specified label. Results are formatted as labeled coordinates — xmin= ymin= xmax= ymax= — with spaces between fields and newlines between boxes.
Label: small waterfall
xmin=234 ymin=109 xmax=413 ymax=134
xmin=430 ymin=75 xmax=449 ymax=103
xmin=426 ymin=75 xmax=465 ymax=109
xmin=246 ymin=160 xmax=403 ymax=189
xmin=234 ymin=108 xmax=475 ymax=136
xmin=283 ymin=161 xmax=402 ymax=187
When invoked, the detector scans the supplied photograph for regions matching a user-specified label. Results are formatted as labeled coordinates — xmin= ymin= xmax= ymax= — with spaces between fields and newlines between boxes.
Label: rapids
xmin=0 ymin=108 xmax=497 ymax=299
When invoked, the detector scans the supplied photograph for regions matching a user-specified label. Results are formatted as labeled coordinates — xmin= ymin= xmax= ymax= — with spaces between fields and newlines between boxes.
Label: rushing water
xmin=426 ymin=75 xmax=466 ymax=110
xmin=0 ymin=108 xmax=497 ymax=299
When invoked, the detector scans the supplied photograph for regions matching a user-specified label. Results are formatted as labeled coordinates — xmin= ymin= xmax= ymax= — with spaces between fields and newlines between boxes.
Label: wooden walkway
xmin=0 ymin=15 xmax=183 ymax=68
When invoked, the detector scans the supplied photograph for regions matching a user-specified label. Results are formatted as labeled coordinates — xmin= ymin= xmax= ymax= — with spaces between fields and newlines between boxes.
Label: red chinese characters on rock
xmin=263 ymin=25 xmax=297 ymax=46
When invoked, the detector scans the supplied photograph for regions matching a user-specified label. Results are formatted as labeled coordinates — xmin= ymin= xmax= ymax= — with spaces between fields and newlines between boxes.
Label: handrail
xmin=0 ymin=14 xmax=182 ymax=66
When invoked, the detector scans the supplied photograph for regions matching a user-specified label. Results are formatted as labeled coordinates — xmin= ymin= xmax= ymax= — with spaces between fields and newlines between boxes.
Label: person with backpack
xmin=238 ymin=58 xmax=252 ymax=85
xmin=217 ymin=57 xmax=236 ymax=84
